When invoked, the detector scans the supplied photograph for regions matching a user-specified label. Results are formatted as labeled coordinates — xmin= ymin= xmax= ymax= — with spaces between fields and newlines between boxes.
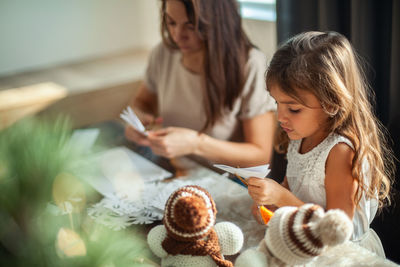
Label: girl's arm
xmin=325 ymin=143 xmax=358 ymax=219
xmin=148 ymin=111 xmax=276 ymax=166
xmin=281 ymin=176 xmax=290 ymax=190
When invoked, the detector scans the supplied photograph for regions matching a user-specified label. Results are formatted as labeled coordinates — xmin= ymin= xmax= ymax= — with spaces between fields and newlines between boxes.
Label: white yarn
xmin=236 ymin=241 xmax=398 ymax=267
xmin=318 ymin=209 xmax=353 ymax=246
xmin=147 ymin=225 xmax=168 ymax=258
xmin=235 ymin=249 xmax=268 ymax=267
xmin=214 ymin=222 xmax=244 ymax=255
xmin=235 ymin=204 xmax=373 ymax=267
xmin=264 ymin=204 xmax=354 ymax=265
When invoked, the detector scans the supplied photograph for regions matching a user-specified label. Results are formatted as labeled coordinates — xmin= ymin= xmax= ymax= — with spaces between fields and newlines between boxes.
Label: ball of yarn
xmin=317 ymin=209 xmax=353 ymax=246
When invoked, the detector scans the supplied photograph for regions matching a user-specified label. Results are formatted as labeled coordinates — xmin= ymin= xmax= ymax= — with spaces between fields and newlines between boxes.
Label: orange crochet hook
xmin=259 ymin=205 xmax=274 ymax=224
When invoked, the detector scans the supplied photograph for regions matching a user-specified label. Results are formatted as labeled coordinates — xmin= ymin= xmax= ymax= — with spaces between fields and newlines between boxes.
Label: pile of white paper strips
xmin=120 ymin=106 xmax=147 ymax=135
xmin=88 ymin=176 xmax=219 ymax=230
xmin=86 ymin=149 xmax=226 ymax=230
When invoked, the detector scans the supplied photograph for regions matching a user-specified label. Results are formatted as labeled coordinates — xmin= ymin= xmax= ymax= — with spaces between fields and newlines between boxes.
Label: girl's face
xmin=165 ymin=0 xmax=204 ymax=55
xmin=269 ymin=83 xmax=330 ymax=145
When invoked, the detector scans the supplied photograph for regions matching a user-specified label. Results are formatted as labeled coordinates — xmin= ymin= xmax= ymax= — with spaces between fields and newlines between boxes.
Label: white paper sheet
xmin=120 ymin=106 xmax=147 ymax=136
xmin=83 ymin=146 xmax=172 ymax=197
xmin=69 ymin=128 xmax=100 ymax=153
xmin=213 ymin=164 xmax=271 ymax=179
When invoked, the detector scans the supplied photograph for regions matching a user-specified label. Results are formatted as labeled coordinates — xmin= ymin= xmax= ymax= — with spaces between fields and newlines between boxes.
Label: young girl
xmin=248 ymin=31 xmax=394 ymax=257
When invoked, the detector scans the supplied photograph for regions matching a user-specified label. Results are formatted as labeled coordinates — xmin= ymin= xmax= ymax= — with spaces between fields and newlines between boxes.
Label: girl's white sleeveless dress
xmin=286 ymin=133 xmax=385 ymax=257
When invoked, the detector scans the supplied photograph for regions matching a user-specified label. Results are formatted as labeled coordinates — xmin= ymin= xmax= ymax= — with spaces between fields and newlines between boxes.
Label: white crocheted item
xmin=234 ymin=249 xmax=267 ymax=267
xmin=147 ymin=222 xmax=243 ymax=267
xmin=214 ymin=222 xmax=244 ymax=255
xmin=235 ymin=241 xmax=398 ymax=267
xmin=265 ymin=204 xmax=352 ymax=265
xmin=235 ymin=204 xmax=357 ymax=267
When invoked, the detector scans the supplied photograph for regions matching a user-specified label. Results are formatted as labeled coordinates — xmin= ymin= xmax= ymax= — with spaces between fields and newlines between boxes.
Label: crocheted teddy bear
xmin=235 ymin=203 xmax=353 ymax=267
xmin=147 ymin=185 xmax=243 ymax=267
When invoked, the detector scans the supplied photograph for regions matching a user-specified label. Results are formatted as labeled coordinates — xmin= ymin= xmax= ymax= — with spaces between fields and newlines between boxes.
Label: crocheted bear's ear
xmin=174 ymin=195 xmax=209 ymax=230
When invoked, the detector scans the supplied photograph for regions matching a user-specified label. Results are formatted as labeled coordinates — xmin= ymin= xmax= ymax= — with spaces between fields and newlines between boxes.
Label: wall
xmin=243 ymin=19 xmax=277 ymax=63
xmin=0 ymin=0 xmax=161 ymax=76
xmin=0 ymin=0 xmax=276 ymax=77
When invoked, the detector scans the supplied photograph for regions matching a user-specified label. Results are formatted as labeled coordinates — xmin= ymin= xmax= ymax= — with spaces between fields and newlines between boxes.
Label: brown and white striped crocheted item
xmin=265 ymin=203 xmax=353 ymax=266
xmin=162 ymin=185 xmax=233 ymax=267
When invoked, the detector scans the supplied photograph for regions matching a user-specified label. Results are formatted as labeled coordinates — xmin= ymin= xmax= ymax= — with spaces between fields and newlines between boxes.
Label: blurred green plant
xmin=0 ymin=117 xmax=73 ymax=215
xmin=0 ymin=117 xmax=158 ymax=266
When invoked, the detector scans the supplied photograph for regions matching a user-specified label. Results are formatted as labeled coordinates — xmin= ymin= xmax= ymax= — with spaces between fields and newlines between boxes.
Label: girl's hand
xmin=124 ymin=109 xmax=162 ymax=146
xmin=251 ymin=202 xmax=265 ymax=225
xmin=147 ymin=127 xmax=201 ymax=158
xmin=247 ymin=177 xmax=284 ymax=206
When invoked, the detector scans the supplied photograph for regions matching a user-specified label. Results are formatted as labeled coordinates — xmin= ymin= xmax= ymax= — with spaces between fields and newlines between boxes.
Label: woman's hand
xmin=124 ymin=109 xmax=162 ymax=146
xmin=124 ymin=125 xmax=151 ymax=146
xmin=247 ymin=177 xmax=285 ymax=206
xmin=147 ymin=127 xmax=201 ymax=158
xmin=134 ymin=109 xmax=163 ymax=128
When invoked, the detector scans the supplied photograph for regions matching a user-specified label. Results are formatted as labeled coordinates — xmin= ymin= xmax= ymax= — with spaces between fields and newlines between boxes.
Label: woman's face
xmin=165 ymin=0 xmax=203 ymax=55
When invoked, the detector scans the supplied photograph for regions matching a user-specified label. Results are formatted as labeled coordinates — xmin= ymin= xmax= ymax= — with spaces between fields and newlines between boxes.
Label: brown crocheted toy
xmin=147 ymin=185 xmax=244 ymax=267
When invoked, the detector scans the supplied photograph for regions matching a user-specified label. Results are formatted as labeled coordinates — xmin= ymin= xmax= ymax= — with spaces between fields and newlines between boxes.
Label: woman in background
xmin=125 ymin=0 xmax=276 ymax=166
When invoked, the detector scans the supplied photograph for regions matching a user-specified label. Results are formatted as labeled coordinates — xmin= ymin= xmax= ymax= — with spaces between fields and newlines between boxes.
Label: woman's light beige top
xmin=145 ymin=43 xmax=276 ymax=141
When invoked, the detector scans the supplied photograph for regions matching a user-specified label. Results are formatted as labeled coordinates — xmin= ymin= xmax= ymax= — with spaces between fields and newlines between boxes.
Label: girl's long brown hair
xmin=267 ymin=31 xmax=394 ymax=209
xmin=160 ymin=0 xmax=254 ymax=131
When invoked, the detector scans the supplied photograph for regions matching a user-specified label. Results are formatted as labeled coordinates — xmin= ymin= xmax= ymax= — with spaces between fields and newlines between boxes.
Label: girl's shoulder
xmin=319 ymin=134 xmax=355 ymax=170
xmin=325 ymin=134 xmax=355 ymax=168
xmin=329 ymin=133 xmax=354 ymax=150
xmin=327 ymin=140 xmax=355 ymax=164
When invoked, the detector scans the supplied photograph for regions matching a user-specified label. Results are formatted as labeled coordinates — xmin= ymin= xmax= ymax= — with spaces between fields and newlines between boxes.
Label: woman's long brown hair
xmin=267 ymin=31 xmax=394 ymax=209
xmin=160 ymin=0 xmax=254 ymax=131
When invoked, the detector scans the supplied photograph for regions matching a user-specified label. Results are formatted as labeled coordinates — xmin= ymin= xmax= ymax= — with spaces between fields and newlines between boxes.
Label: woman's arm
xmin=129 ymin=83 xmax=159 ymax=123
xmin=148 ymin=111 xmax=276 ymax=166
xmin=325 ymin=143 xmax=358 ymax=219
xmin=196 ymin=111 xmax=276 ymax=165
xmin=124 ymin=84 xmax=161 ymax=146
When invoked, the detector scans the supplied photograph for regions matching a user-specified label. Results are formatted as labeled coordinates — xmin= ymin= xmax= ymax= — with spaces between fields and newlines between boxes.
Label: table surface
xmin=82 ymin=120 xmax=398 ymax=267
xmin=84 ymin=120 xmax=267 ymax=255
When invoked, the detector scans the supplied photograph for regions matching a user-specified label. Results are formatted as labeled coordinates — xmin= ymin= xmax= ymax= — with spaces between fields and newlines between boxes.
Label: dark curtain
xmin=276 ymin=0 xmax=400 ymax=263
